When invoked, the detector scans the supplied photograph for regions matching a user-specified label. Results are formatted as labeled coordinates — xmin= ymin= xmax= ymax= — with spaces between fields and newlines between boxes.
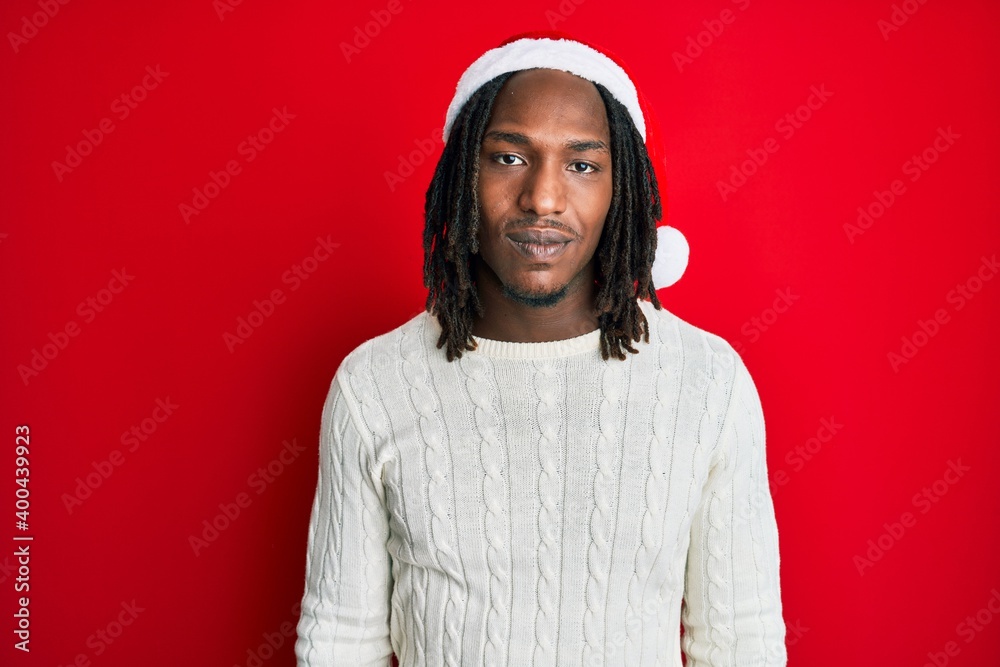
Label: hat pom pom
xmin=651 ymin=225 xmax=689 ymax=289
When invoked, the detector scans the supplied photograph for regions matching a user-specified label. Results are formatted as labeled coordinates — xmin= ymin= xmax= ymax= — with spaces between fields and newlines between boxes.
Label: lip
xmin=505 ymin=227 xmax=573 ymax=263
xmin=506 ymin=228 xmax=573 ymax=244
xmin=506 ymin=237 xmax=570 ymax=262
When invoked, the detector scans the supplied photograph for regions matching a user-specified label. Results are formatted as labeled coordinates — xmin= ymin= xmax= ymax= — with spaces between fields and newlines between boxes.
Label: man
xmin=295 ymin=32 xmax=787 ymax=666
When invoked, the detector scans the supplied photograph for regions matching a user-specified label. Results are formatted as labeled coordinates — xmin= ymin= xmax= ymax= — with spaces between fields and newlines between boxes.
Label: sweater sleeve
xmin=681 ymin=353 xmax=787 ymax=666
xmin=295 ymin=371 xmax=394 ymax=666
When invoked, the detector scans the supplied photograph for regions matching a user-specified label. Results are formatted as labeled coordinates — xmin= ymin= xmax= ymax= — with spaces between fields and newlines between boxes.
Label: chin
xmin=501 ymin=280 xmax=570 ymax=308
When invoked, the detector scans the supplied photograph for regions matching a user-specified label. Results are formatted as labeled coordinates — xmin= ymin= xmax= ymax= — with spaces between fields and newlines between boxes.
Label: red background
xmin=2 ymin=0 xmax=999 ymax=665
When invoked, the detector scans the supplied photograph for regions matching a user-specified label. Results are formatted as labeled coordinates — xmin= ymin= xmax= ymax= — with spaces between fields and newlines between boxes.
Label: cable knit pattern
xmin=400 ymin=324 xmax=464 ymax=666
xmin=458 ymin=349 xmax=512 ymax=667
xmin=701 ymin=347 xmax=737 ymax=663
xmin=582 ymin=359 xmax=622 ymax=666
xmin=298 ymin=388 xmax=344 ymax=665
xmin=624 ymin=310 xmax=675 ymax=664
xmin=344 ymin=355 xmax=393 ymax=656
xmin=532 ymin=359 xmax=563 ymax=664
xmin=735 ymin=356 xmax=785 ymax=663
xmin=294 ymin=300 xmax=787 ymax=666
xmin=643 ymin=306 xmax=692 ymax=667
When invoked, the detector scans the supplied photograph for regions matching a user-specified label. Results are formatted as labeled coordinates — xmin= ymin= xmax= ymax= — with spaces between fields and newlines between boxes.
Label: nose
xmin=517 ymin=159 xmax=566 ymax=217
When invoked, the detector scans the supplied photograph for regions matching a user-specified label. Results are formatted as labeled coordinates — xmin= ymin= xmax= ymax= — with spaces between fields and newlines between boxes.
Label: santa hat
xmin=443 ymin=31 xmax=689 ymax=289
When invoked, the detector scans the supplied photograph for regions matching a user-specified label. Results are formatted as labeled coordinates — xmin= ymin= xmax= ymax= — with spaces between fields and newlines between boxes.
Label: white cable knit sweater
xmin=295 ymin=299 xmax=787 ymax=666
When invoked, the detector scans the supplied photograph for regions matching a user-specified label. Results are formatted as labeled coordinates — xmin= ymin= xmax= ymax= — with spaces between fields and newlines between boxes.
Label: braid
xmin=423 ymin=72 xmax=514 ymax=361
xmin=592 ymin=82 xmax=663 ymax=360
xmin=423 ymin=73 xmax=663 ymax=362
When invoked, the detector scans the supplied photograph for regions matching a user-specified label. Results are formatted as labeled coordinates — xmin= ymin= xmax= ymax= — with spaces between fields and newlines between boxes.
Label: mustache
xmin=503 ymin=216 xmax=580 ymax=240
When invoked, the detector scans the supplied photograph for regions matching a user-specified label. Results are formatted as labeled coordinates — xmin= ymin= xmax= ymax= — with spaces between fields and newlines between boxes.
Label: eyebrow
xmin=566 ymin=139 xmax=609 ymax=153
xmin=483 ymin=130 xmax=609 ymax=153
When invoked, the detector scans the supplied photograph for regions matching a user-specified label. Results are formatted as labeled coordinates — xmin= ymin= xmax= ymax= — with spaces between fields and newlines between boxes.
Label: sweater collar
xmin=423 ymin=311 xmax=603 ymax=360
xmin=470 ymin=326 xmax=602 ymax=359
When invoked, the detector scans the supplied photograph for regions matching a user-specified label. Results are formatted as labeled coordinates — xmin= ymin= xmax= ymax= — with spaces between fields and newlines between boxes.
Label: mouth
xmin=505 ymin=227 xmax=573 ymax=263
xmin=507 ymin=237 xmax=570 ymax=262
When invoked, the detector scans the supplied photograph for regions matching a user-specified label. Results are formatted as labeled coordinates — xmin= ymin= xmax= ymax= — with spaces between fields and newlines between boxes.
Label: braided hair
xmin=423 ymin=70 xmax=663 ymax=362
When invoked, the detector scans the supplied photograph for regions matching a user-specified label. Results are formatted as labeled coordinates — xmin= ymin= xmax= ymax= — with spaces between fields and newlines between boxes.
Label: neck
xmin=469 ymin=258 xmax=601 ymax=343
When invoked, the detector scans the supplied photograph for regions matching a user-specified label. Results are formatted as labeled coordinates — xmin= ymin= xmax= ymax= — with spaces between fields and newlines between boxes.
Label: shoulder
xmin=333 ymin=308 xmax=431 ymax=391
xmin=337 ymin=311 xmax=431 ymax=375
xmin=318 ymin=309 xmax=430 ymax=437
xmin=638 ymin=298 xmax=745 ymax=378
xmin=638 ymin=300 xmax=762 ymax=451
xmin=637 ymin=299 xmax=760 ymax=419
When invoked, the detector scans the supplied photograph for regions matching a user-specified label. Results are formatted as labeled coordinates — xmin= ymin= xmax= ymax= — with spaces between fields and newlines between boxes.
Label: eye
xmin=570 ymin=162 xmax=597 ymax=173
xmin=494 ymin=153 xmax=525 ymax=166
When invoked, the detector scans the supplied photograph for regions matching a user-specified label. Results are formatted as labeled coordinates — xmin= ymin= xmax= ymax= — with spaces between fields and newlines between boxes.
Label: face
xmin=473 ymin=68 xmax=613 ymax=309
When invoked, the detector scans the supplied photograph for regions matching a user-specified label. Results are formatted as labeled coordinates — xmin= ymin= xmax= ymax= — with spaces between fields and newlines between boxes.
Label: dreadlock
xmin=423 ymin=70 xmax=663 ymax=362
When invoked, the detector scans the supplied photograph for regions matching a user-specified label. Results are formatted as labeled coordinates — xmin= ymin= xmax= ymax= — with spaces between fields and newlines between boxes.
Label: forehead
xmin=485 ymin=68 xmax=609 ymax=139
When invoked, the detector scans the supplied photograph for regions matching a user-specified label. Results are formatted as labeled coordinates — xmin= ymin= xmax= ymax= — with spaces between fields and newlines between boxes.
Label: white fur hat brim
xmin=443 ymin=37 xmax=646 ymax=143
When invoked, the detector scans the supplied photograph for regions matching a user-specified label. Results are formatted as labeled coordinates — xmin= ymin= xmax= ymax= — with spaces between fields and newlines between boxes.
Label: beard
xmin=500 ymin=279 xmax=570 ymax=308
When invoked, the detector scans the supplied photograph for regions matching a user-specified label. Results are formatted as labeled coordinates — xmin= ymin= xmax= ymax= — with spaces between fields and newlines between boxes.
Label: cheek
xmin=480 ymin=180 xmax=517 ymax=222
xmin=475 ymin=183 xmax=506 ymax=248
xmin=477 ymin=176 xmax=498 ymax=211
xmin=573 ymin=180 xmax=612 ymax=226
